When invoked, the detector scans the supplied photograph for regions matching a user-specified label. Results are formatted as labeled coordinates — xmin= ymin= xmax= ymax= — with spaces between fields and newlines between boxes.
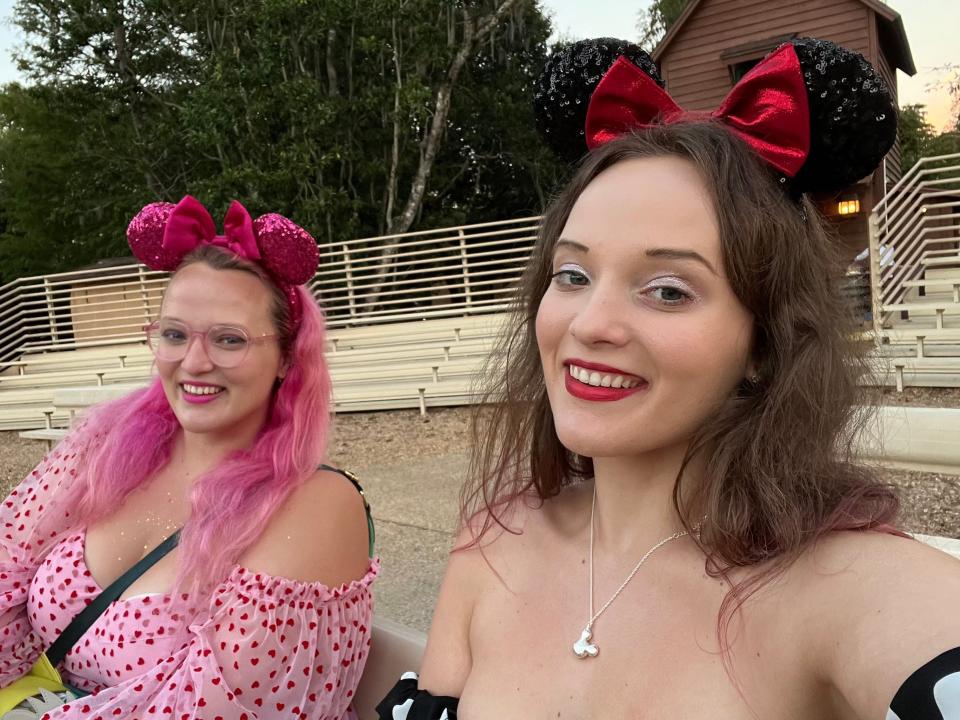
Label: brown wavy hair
xmin=462 ymin=121 xmax=898 ymax=622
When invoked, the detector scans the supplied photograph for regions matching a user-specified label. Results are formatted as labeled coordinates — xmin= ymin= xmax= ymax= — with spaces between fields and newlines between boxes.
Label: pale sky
xmin=0 ymin=0 xmax=956 ymax=130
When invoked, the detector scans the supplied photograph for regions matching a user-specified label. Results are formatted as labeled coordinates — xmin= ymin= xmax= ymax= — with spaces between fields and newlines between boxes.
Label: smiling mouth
xmin=567 ymin=363 xmax=644 ymax=389
xmin=180 ymin=383 xmax=225 ymax=397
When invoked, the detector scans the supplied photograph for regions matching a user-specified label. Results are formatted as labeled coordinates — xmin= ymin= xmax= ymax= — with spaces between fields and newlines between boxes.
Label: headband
xmin=534 ymin=37 xmax=897 ymax=194
xmin=127 ymin=196 xmax=319 ymax=330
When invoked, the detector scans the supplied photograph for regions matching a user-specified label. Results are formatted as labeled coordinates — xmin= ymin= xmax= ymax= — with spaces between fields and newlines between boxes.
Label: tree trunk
xmin=368 ymin=0 xmax=526 ymax=306
xmin=326 ymin=28 xmax=340 ymax=97
xmin=384 ymin=17 xmax=403 ymax=234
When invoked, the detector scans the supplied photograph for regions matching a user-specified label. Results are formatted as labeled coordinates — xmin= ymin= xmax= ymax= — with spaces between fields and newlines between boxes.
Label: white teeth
xmin=181 ymin=383 xmax=224 ymax=396
xmin=567 ymin=365 xmax=642 ymax=389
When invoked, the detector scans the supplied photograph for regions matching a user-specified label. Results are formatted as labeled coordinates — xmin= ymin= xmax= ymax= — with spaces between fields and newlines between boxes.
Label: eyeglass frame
xmin=143 ymin=319 xmax=280 ymax=368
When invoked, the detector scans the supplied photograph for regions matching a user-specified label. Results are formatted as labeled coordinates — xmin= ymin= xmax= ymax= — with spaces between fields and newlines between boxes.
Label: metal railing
xmin=869 ymin=152 xmax=960 ymax=333
xmin=0 ymin=216 xmax=542 ymax=364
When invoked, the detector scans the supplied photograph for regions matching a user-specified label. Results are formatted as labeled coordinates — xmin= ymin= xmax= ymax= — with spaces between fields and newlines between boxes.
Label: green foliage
xmin=898 ymin=104 xmax=960 ymax=173
xmin=0 ymin=0 xmax=565 ymax=281
xmin=636 ymin=0 xmax=691 ymax=49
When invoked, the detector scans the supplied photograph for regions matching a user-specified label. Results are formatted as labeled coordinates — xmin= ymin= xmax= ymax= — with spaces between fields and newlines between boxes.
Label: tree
xmin=898 ymin=104 xmax=960 ymax=173
xmin=636 ymin=0 xmax=691 ymax=49
xmin=0 ymin=0 xmax=565 ymax=284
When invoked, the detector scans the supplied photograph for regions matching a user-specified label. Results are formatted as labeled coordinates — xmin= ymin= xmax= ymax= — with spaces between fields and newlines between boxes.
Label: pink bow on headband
xmin=586 ymin=43 xmax=811 ymax=177
xmin=127 ymin=195 xmax=318 ymax=285
xmin=163 ymin=196 xmax=262 ymax=263
xmin=127 ymin=195 xmax=320 ymax=330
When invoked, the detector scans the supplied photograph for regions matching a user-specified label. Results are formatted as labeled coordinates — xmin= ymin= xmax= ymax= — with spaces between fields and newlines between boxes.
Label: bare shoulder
xmin=790 ymin=529 xmax=960 ymax=598
xmin=239 ymin=467 xmax=371 ymax=587
xmin=418 ymin=485 xmax=588 ymax=696
xmin=781 ymin=531 xmax=960 ymax=718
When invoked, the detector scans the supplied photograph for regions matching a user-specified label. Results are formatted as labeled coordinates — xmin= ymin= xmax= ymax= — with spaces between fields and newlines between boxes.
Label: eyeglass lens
xmin=147 ymin=321 xmax=250 ymax=367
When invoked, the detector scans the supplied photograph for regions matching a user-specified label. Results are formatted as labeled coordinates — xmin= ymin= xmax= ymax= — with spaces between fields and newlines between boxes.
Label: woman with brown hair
xmin=378 ymin=38 xmax=960 ymax=719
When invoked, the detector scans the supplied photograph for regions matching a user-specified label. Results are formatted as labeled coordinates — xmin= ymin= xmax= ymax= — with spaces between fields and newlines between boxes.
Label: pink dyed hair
xmin=60 ymin=252 xmax=331 ymax=591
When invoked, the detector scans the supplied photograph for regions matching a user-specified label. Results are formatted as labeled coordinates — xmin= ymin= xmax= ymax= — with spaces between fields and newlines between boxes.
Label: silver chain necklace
xmin=572 ymin=484 xmax=689 ymax=659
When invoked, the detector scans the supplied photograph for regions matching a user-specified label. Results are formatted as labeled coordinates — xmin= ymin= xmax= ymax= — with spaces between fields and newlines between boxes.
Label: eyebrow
xmin=555 ymin=238 xmax=589 ymax=253
xmin=554 ymin=239 xmax=717 ymax=275
xmin=645 ymin=248 xmax=717 ymax=275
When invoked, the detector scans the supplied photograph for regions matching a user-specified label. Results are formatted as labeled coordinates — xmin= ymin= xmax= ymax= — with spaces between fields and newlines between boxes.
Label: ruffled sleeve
xmin=0 ymin=429 xmax=90 ymax=683
xmin=47 ymin=560 xmax=380 ymax=720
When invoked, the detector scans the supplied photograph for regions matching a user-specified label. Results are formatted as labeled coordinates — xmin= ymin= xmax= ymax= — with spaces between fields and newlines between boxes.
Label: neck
xmin=591 ymin=442 xmax=702 ymax=555
xmin=174 ymin=422 xmax=261 ymax=478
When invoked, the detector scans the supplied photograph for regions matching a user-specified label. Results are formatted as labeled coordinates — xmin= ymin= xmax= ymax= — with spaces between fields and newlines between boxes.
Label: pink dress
xmin=0 ymin=433 xmax=379 ymax=719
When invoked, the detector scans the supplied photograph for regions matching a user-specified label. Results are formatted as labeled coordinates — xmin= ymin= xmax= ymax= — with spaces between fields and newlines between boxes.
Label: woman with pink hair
xmin=0 ymin=196 xmax=377 ymax=719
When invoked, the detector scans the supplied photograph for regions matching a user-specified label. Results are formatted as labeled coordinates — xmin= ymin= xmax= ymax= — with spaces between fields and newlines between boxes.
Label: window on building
xmin=729 ymin=58 xmax=761 ymax=84
xmin=721 ymin=33 xmax=798 ymax=87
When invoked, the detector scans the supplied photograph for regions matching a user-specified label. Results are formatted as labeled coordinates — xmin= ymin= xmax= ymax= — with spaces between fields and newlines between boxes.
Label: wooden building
xmin=653 ymin=0 xmax=916 ymax=261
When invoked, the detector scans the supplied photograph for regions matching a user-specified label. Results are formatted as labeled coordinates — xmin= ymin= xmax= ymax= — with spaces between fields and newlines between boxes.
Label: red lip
xmin=564 ymin=367 xmax=648 ymax=402
xmin=564 ymin=358 xmax=642 ymax=378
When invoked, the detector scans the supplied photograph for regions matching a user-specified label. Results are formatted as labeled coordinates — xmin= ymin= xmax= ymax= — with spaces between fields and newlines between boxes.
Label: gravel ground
xmin=868 ymin=386 xmax=960 ymax=408
xmin=2 ymin=392 xmax=958 ymax=540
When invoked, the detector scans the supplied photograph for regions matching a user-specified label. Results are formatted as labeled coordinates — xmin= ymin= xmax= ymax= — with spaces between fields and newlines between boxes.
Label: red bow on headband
xmin=585 ymin=44 xmax=811 ymax=177
xmin=163 ymin=196 xmax=262 ymax=262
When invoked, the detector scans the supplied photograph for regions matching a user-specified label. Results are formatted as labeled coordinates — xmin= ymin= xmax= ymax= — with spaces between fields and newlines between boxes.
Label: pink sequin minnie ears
xmin=534 ymin=37 xmax=897 ymax=195
xmin=127 ymin=195 xmax=319 ymax=329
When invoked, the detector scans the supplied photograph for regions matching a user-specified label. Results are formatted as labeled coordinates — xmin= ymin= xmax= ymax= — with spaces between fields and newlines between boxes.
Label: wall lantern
xmin=837 ymin=195 xmax=861 ymax=216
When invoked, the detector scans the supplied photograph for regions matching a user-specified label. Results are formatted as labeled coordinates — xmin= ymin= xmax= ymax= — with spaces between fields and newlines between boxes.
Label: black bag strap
xmin=46 ymin=529 xmax=182 ymax=667
xmin=319 ymin=464 xmax=375 ymax=557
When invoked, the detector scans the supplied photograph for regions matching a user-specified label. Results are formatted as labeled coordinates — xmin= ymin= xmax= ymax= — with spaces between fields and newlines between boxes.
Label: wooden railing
xmin=869 ymin=152 xmax=960 ymax=334
xmin=0 ymin=216 xmax=541 ymax=363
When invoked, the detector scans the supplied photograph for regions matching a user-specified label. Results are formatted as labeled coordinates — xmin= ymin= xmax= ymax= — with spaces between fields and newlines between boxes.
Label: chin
xmin=554 ymin=412 xmax=697 ymax=461
xmin=554 ymin=423 xmax=638 ymax=459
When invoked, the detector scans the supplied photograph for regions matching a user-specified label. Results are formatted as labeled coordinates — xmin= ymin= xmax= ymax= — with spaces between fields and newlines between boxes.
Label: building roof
xmin=651 ymin=0 xmax=916 ymax=76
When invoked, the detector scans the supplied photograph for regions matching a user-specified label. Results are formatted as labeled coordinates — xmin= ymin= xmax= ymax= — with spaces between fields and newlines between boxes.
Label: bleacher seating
xmin=0 ymin=313 xmax=512 ymax=431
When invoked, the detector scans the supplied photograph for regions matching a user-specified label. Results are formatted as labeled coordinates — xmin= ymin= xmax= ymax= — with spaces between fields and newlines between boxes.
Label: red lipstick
xmin=563 ymin=361 xmax=648 ymax=402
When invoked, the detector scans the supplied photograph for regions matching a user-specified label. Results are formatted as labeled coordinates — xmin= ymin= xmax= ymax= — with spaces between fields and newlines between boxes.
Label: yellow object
xmin=838 ymin=198 xmax=860 ymax=215
xmin=0 ymin=654 xmax=66 ymax=715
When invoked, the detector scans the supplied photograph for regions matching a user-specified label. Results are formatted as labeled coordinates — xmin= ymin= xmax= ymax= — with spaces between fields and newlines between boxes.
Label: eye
xmin=645 ymin=281 xmax=696 ymax=306
xmin=551 ymin=265 xmax=590 ymax=289
xmin=159 ymin=327 xmax=187 ymax=344
xmin=211 ymin=330 xmax=249 ymax=350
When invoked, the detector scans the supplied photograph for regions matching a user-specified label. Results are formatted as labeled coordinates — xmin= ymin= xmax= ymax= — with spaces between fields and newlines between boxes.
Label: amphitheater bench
xmin=901 ymin=278 xmax=960 ymax=303
xmin=333 ymin=378 xmax=475 ymax=415
xmin=890 ymin=358 xmax=960 ymax=392
xmin=881 ymin=329 xmax=960 ymax=358
xmin=921 ymin=255 xmax=960 ymax=269
xmin=0 ymin=350 xmax=151 ymax=376
xmin=18 ymin=427 xmax=68 ymax=451
xmin=882 ymin=302 xmax=958 ymax=330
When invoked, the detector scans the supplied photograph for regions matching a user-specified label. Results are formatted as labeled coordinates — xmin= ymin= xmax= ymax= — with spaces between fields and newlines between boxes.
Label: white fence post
xmin=343 ymin=244 xmax=358 ymax=318
xmin=43 ymin=278 xmax=59 ymax=344
xmin=458 ymin=229 xmax=473 ymax=309
xmin=138 ymin=266 xmax=152 ymax=326
xmin=868 ymin=210 xmax=883 ymax=337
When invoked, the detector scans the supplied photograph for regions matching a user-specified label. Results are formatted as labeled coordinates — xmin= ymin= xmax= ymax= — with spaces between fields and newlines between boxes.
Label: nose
xmin=179 ymin=332 xmax=215 ymax=373
xmin=568 ymin=281 xmax=632 ymax=347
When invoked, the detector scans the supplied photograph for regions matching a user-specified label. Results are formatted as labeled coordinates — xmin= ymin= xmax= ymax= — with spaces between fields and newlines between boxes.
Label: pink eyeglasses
xmin=144 ymin=319 xmax=278 ymax=368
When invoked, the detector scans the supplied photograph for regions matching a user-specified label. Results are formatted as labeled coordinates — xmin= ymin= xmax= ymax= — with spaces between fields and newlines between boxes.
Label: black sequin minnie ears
xmin=534 ymin=37 xmax=897 ymax=194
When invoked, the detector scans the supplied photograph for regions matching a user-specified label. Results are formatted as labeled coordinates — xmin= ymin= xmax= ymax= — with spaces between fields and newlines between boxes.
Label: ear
xmin=277 ymin=358 xmax=291 ymax=381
